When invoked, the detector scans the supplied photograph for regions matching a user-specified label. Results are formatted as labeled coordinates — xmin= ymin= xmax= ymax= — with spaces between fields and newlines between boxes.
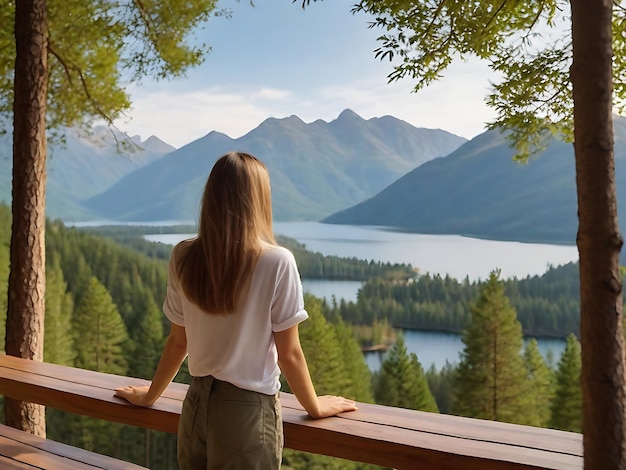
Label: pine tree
xmin=332 ymin=319 xmax=374 ymax=403
xmin=120 ymin=284 xmax=166 ymax=468
xmin=73 ymin=276 xmax=129 ymax=374
xmin=523 ymin=339 xmax=554 ymax=427
xmin=453 ymin=271 xmax=530 ymax=425
xmin=126 ymin=285 xmax=164 ymax=380
xmin=549 ymin=334 xmax=582 ymax=432
xmin=70 ymin=276 xmax=130 ymax=455
xmin=322 ymin=1 xmax=622 ymax=465
xmin=294 ymin=295 xmax=344 ymax=395
xmin=44 ymin=255 xmax=75 ymax=366
xmin=283 ymin=295 xmax=379 ymax=470
xmin=374 ymin=335 xmax=438 ymax=412
xmin=426 ymin=362 xmax=456 ymax=415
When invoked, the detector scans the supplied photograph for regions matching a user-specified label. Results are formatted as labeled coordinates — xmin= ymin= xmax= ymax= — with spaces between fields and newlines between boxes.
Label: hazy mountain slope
xmin=324 ymin=116 xmax=626 ymax=244
xmin=85 ymin=131 xmax=237 ymax=222
xmin=84 ymin=110 xmax=466 ymax=222
xmin=0 ymin=125 xmax=175 ymax=220
xmin=0 ymin=130 xmax=11 ymax=208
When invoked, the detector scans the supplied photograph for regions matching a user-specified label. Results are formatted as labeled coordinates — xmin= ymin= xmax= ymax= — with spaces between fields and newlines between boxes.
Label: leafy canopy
xmin=300 ymin=0 xmax=626 ymax=159
xmin=0 ymin=0 xmax=225 ymax=130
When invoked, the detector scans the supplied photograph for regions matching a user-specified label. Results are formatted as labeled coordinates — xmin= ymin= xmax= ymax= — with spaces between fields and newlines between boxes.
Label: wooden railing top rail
xmin=0 ymin=354 xmax=583 ymax=470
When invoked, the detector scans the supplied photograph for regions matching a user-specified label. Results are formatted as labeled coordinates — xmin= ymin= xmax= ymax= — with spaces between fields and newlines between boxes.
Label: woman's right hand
xmin=310 ymin=395 xmax=358 ymax=419
xmin=114 ymin=384 xmax=153 ymax=407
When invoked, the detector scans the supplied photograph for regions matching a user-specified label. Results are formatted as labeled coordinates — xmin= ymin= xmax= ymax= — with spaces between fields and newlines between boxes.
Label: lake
xmin=144 ymin=221 xmax=579 ymax=282
xmin=364 ymin=329 xmax=566 ymax=373
xmin=143 ymin=221 xmax=573 ymax=370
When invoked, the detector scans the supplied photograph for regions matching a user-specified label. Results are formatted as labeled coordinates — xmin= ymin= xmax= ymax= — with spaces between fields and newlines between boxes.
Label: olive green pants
xmin=177 ymin=376 xmax=283 ymax=470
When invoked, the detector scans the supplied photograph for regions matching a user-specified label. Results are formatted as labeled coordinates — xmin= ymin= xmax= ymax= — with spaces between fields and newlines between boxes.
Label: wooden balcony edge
xmin=0 ymin=355 xmax=583 ymax=470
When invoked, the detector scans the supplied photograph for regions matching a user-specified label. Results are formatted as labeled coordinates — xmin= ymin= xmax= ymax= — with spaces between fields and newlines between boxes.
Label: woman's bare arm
xmin=274 ymin=324 xmax=357 ymax=418
xmin=114 ymin=322 xmax=188 ymax=407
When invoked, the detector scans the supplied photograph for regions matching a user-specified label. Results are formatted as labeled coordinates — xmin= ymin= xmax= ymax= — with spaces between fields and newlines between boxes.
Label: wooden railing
xmin=0 ymin=354 xmax=583 ymax=470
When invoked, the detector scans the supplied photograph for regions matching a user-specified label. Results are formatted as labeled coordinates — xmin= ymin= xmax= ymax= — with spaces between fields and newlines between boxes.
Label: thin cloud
xmin=115 ymin=88 xmax=275 ymax=146
xmin=253 ymin=88 xmax=293 ymax=100
xmin=115 ymin=59 xmax=496 ymax=148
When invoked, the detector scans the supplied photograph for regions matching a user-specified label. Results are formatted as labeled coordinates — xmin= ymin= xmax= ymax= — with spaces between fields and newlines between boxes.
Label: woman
xmin=114 ymin=152 xmax=357 ymax=469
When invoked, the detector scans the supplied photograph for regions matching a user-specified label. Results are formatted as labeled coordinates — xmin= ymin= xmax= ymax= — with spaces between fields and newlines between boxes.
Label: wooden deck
xmin=0 ymin=354 xmax=583 ymax=469
xmin=0 ymin=422 xmax=147 ymax=469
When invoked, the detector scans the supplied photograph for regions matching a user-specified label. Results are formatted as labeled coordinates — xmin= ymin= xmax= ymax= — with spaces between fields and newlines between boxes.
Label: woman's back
xmin=164 ymin=243 xmax=308 ymax=395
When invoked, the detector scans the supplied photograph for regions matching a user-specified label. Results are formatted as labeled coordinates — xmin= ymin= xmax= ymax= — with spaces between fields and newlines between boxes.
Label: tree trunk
xmin=570 ymin=1 xmax=626 ymax=467
xmin=5 ymin=0 xmax=48 ymax=436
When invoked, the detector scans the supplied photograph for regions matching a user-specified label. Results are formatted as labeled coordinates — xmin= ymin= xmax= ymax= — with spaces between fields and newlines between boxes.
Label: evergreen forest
xmin=0 ymin=205 xmax=585 ymax=469
xmin=325 ymin=263 xmax=580 ymax=338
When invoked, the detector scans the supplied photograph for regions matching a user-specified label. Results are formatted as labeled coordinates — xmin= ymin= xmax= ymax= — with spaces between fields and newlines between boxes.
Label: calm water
xmin=273 ymin=222 xmax=579 ymax=281
xmin=142 ymin=222 xmax=574 ymax=371
xmin=144 ymin=221 xmax=579 ymax=282
xmin=302 ymin=279 xmax=362 ymax=303
xmin=364 ymin=330 xmax=566 ymax=373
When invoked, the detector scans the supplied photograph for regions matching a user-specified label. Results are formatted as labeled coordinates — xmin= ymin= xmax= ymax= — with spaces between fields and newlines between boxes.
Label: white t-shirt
xmin=163 ymin=243 xmax=308 ymax=395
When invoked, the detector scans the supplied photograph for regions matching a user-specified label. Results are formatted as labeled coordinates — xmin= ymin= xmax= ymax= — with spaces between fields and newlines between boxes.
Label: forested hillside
xmin=325 ymin=263 xmax=580 ymax=338
xmin=0 ymin=207 xmax=586 ymax=467
xmin=0 ymin=126 xmax=174 ymax=220
xmin=0 ymin=208 xmax=378 ymax=469
xmin=324 ymin=115 xmax=626 ymax=245
xmin=79 ymin=224 xmax=418 ymax=282
xmin=84 ymin=110 xmax=466 ymax=222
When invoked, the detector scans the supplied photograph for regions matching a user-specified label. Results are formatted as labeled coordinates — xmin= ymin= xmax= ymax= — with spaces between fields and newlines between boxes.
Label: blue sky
xmin=114 ymin=1 xmax=497 ymax=148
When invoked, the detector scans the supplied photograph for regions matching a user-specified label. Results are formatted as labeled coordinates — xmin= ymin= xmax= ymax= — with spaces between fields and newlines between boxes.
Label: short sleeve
xmin=271 ymin=249 xmax=308 ymax=332
xmin=163 ymin=248 xmax=185 ymax=326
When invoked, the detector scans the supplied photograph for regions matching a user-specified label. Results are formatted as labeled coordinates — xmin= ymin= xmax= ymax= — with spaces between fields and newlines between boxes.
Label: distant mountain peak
xmin=250 ymin=115 xmax=307 ymax=136
xmin=335 ymin=109 xmax=363 ymax=121
xmin=142 ymin=135 xmax=176 ymax=153
xmin=80 ymin=110 xmax=466 ymax=223
xmin=203 ymin=130 xmax=233 ymax=140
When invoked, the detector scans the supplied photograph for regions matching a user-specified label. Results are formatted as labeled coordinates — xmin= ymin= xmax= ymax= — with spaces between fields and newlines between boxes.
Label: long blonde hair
xmin=176 ymin=152 xmax=276 ymax=313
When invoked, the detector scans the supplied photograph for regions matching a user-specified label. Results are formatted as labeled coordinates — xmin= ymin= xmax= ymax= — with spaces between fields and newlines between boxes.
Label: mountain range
xmin=0 ymin=125 xmax=175 ymax=220
xmin=324 ymin=115 xmax=626 ymax=245
xmin=5 ymin=109 xmax=621 ymax=248
xmin=83 ymin=109 xmax=466 ymax=221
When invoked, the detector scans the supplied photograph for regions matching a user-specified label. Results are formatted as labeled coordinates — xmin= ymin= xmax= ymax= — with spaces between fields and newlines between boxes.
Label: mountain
xmin=0 ymin=125 xmax=175 ymax=220
xmin=84 ymin=109 xmax=466 ymax=221
xmin=323 ymin=115 xmax=626 ymax=245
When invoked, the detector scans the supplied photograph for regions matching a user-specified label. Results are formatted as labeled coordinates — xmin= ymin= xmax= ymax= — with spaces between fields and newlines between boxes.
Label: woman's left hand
xmin=114 ymin=385 xmax=153 ymax=407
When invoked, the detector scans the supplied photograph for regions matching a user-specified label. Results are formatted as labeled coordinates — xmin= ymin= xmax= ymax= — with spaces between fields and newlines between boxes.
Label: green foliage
xmin=68 ymin=275 xmax=133 ymax=458
xmin=283 ymin=294 xmax=379 ymax=469
xmin=349 ymin=0 xmax=588 ymax=159
xmin=282 ymin=450 xmax=385 ymax=470
xmin=0 ymin=0 xmax=226 ymax=129
xmin=0 ymin=2 xmax=15 ymax=118
xmin=81 ymin=227 xmax=417 ymax=282
xmin=614 ymin=7 xmax=626 ymax=114
xmin=44 ymin=255 xmax=75 ymax=366
xmin=0 ymin=209 xmax=586 ymax=465
xmin=453 ymin=271 xmax=531 ymax=424
xmin=127 ymin=285 xmax=164 ymax=380
xmin=73 ymin=276 xmax=129 ymax=375
xmin=549 ymin=333 xmax=582 ymax=432
xmin=294 ymin=295 xmax=346 ymax=395
xmin=280 ymin=236 xmax=415 ymax=281
xmin=523 ymin=339 xmax=554 ymax=427
xmin=425 ymin=362 xmax=456 ymax=414
xmin=325 ymin=263 xmax=580 ymax=338
xmin=46 ymin=222 xmax=169 ymax=331
xmin=332 ymin=319 xmax=374 ymax=403
xmin=373 ymin=335 xmax=438 ymax=412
